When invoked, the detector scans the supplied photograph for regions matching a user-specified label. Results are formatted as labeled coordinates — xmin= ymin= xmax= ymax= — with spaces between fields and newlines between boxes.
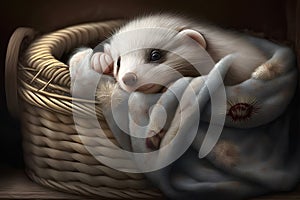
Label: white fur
xmin=69 ymin=14 xmax=295 ymax=94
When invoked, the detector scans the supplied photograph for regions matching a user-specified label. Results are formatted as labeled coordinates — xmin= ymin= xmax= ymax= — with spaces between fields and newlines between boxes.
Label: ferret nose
xmin=122 ymin=72 xmax=137 ymax=86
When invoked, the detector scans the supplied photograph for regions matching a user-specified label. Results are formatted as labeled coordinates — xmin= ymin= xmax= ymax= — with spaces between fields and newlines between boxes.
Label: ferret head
xmin=107 ymin=17 xmax=209 ymax=93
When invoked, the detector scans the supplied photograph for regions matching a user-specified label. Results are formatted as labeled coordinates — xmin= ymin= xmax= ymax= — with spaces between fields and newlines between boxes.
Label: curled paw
xmin=252 ymin=62 xmax=283 ymax=81
xmin=69 ymin=48 xmax=92 ymax=80
xmin=91 ymin=52 xmax=113 ymax=74
xmin=210 ymin=140 xmax=240 ymax=168
xmin=145 ymin=130 xmax=166 ymax=150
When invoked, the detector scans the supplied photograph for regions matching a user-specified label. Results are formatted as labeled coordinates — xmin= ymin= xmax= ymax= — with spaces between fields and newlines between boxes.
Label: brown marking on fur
xmin=210 ymin=140 xmax=240 ymax=168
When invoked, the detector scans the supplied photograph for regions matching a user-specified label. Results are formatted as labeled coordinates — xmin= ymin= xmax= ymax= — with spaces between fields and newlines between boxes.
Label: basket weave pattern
xmin=10 ymin=20 xmax=161 ymax=198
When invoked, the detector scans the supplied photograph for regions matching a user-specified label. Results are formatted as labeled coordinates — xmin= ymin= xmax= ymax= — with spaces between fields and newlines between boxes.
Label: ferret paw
xmin=91 ymin=52 xmax=113 ymax=74
xmin=145 ymin=130 xmax=166 ymax=150
xmin=69 ymin=48 xmax=92 ymax=80
xmin=251 ymin=62 xmax=283 ymax=81
xmin=209 ymin=140 xmax=240 ymax=168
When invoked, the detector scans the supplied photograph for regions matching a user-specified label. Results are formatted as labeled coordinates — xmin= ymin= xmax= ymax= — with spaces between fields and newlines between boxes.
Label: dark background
xmin=0 ymin=0 xmax=297 ymax=168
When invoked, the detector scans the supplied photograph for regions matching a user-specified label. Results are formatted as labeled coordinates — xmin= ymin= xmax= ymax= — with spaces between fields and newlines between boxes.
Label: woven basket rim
xmin=18 ymin=20 xmax=123 ymax=117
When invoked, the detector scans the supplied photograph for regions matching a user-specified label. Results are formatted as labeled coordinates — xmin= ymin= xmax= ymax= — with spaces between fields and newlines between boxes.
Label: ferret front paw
xmin=209 ymin=140 xmax=240 ymax=168
xmin=69 ymin=48 xmax=92 ymax=80
xmin=69 ymin=48 xmax=102 ymax=98
xmin=251 ymin=62 xmax=283 ymax=81
xmin=146 ymin=130 xmax=166 ymax=150
xmin=91 ymin=52 xmax=113 ymax=75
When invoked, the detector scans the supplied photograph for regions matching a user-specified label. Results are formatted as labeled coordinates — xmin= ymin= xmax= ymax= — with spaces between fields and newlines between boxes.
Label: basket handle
xmin=5 ymin=27 xmax=37 ymax=119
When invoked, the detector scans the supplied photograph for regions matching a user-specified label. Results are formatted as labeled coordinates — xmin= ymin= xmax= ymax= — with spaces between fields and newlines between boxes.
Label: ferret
xmin=69 ymin=14 xmax=296 ymax=154
xmin=69 ymin=13 xmax=294 ymax=94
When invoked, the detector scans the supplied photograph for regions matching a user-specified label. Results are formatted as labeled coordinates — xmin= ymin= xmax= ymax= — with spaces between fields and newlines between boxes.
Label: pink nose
xmin=122 ymin=72 xmax=137 ymax=86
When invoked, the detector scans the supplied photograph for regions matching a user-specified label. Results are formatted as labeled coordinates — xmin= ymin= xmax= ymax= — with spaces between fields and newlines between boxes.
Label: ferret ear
xmin=178 ymin=29 xmax=207 ymax=49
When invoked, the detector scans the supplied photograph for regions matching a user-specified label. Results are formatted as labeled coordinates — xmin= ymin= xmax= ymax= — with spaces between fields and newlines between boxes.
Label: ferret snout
xmin=122 ymin=72 xmax=137 ymax=86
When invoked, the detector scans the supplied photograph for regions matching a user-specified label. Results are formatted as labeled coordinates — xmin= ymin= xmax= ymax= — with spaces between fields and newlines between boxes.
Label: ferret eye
xmin=150 ymin=49 xmax=161 ymax=61
xmin=116 ymin=56 xmax=121 ymax=73
xmin=117 ymin=56 xmax=121 ymax=67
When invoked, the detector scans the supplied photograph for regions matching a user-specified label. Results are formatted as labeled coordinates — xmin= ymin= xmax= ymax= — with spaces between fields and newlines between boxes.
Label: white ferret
xmin=69 ymin=14 xmax=294 ymax=94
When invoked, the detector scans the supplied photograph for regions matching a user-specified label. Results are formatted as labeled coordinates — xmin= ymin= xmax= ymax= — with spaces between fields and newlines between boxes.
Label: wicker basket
xmin=5 ymin=20 xmax=162 ymax=199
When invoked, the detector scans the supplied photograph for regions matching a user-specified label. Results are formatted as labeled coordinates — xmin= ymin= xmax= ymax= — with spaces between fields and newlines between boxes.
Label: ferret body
xmin=69 ymin=14 xmax=294 ymax=94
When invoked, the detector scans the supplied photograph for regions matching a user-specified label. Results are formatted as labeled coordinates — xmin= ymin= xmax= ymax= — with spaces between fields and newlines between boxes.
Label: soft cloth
xmin=97 ymin=54 xmax=299 ymax=199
